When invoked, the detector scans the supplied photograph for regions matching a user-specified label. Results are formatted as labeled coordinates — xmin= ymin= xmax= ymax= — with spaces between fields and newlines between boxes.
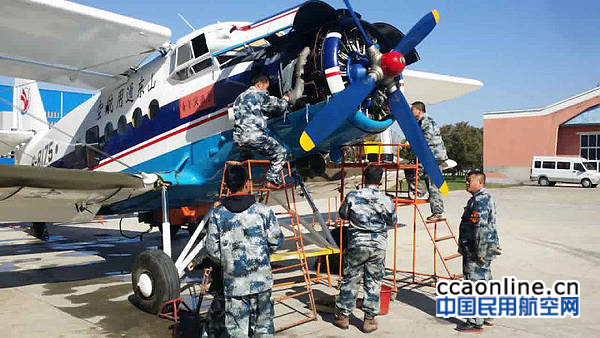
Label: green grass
xmin=444 ymin=176 xmax=520 ymax=191
xmin=445 ymin=176 xmax=466 ymax=191
xmin=387 ymin=176 xmax=519 ymax=193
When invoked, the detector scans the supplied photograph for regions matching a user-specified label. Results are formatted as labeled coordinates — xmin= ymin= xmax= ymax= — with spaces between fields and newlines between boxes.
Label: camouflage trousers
xmin=404 ymin=167 xmax=444 ymax=214
xmin=463 ymin=258 xmax=493 ymax=326
xmin=224 ymin=290 xmax=274 ymax=338
xmin=336 ymin=246 xmax=386 ymax=317
xmin=236 ymin=132 xmax=287 ymax=185
xmin=206 ymin=293 xmax=226 ymax=338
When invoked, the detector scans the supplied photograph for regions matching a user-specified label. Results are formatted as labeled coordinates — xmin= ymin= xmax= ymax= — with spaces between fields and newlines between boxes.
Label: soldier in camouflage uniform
xmin=205 ymin=164 xmax=284 ymax=337
xmin=456 ymin=170 xmax=500 ymax=333
xmin=404 ymin=101 xmax=450 ymax=221
xmin=334 ymin=166 xmax=397 ymax=333
xmin=233 ymin=74 xmax=291 ymax=188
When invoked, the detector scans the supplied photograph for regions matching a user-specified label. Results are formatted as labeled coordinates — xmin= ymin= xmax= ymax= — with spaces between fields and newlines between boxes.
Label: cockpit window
xmin=192 ymin=58 xmax=213 ymax=73
xmin=171 ymin=33 xmax=216 ymax=81
xmin=192 ymin=34 xmax=209 ymax=58
xmin=177 ymin=43 xmax=193 ymax=66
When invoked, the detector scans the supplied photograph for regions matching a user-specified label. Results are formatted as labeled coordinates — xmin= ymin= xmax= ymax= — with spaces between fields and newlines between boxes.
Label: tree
xmin=440 ymin=122 xmax=483 ymax=175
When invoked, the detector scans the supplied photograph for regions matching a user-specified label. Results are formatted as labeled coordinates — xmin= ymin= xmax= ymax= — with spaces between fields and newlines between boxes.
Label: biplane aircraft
xmin=0 ymin=0 xmax=482 ymax=314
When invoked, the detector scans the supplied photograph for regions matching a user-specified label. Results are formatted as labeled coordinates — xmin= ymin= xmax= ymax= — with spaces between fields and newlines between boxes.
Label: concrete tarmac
xmin=1 ymin=185 xmax=598 ymax=337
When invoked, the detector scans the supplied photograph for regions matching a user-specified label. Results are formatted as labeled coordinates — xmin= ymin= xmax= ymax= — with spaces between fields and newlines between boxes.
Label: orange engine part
xmin=158 ymin=204 xmax=211 ymax=226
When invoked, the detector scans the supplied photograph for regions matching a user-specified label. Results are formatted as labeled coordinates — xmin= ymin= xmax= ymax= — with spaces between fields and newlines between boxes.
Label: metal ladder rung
xmin=443 ymin=253 xmax=462 ymax=261
xmin=435 ymin=235 xmax=454 ymax=242
xmin=425 ymin=218 xmax=447 ymax=224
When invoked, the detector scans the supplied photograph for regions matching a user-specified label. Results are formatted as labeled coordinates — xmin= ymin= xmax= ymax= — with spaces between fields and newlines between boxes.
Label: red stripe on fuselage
xmin=236 ymin=9 xmax=298 ymax=31
xmin=93 ymin=111 xmax=228 ymax=170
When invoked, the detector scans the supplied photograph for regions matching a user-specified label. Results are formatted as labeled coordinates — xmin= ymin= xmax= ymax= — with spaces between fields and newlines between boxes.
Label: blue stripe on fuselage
xmin=52 ymin=69 xmax=252 ymax=169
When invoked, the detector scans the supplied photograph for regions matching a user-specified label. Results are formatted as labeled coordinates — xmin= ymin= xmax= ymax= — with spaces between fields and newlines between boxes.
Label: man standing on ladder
xmin=233 ymin=67 xmax=304 ymax=189
xmin=404 ymin=101 xmax=456 ymax=221
xmin=205 ymin=164 xmax=284 ymax=337
xmin=334 ymin=165 xmax=397 ymax=333
xmin=456 ymin=170 xmax=500 ymax=333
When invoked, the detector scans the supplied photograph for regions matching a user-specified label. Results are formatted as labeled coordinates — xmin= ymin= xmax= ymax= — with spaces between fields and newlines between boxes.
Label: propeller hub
xmin=380 ymin=51 xmax=406 ymax=78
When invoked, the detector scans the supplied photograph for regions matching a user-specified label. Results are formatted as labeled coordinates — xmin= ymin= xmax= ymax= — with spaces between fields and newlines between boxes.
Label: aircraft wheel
xmin=131 ymin=250 xmax=180 ymax=314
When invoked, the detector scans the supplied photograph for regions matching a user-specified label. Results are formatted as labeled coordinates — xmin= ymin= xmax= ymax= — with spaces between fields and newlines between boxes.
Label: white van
xmin=530 ymin=156 xmax=600 ymax=188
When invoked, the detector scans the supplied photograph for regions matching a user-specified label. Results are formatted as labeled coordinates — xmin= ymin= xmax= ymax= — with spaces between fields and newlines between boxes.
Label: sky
xmin=5 ymin=0 xmax=600 ymax=127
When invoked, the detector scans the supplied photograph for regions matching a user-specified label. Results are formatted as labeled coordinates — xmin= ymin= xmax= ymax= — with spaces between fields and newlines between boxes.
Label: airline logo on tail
xmin=19 ymin=88 xmax=30 ymax=114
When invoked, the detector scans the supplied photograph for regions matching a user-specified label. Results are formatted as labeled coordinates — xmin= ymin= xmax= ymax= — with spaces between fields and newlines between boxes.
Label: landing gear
xmin=157 ymin=223 xmax=181 ymax=238
xmin=131 ymin=250 xmax=180 ymax=314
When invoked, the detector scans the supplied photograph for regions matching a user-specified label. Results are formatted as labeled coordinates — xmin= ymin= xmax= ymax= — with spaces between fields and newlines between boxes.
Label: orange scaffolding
xmin=338 ymin=143 xmax=462 ymax=290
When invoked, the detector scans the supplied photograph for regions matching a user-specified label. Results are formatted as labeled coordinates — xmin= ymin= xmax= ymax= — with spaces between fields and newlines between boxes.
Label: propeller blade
xmin=387 ymin=87 xmax=448 ymax=195
xmin=300 ymin=75 xmax=376 ymax=152
xmin=343 ymin=0 xmax=374 ymax=47
xmin=394 ymin=10 xmax=439 ymax=56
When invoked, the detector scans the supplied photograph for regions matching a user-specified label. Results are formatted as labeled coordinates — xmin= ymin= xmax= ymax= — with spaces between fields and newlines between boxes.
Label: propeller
xmin=299 ymin=2 xmax=448 ymax=194
xmin=388 ymin=87 xmax=449 ymax=194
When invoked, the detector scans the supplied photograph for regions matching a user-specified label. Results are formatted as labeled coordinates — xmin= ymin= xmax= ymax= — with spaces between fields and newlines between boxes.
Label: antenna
xmin=177 ymin=13 xmax=195 ymax=32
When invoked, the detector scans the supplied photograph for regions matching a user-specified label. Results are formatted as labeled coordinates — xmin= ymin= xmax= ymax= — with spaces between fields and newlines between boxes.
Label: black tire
xmin=538 ymin=177 xmax=549 ymax=186
xmin=581 ymin=179 xmax=592 ymax=188
xmin=131 ymin=250 xmax=180 ymax=314
xmin=31 ymin=222 xmax=47 ymax=239
xmin=157 ymin=223 xmax=181 ymax=238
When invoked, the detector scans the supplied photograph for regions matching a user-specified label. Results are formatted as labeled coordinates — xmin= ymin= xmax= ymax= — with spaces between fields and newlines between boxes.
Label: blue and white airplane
xmin=0 ymin=0 xmax=481 ymax=312
xmin=0 ymin=0 xmax=481 ymax=223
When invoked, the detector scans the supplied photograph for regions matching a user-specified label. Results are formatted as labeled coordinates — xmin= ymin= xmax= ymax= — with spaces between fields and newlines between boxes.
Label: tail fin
xmin=13 ymin=79 xmax=48 ymax=132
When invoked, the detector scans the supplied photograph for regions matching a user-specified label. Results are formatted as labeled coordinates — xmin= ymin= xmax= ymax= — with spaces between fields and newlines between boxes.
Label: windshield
xmin=584 ymin=162 xmax=598 ymax=171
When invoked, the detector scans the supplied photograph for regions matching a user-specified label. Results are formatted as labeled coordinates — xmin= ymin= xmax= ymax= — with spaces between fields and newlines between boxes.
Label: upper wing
xmin=403 ymin=69 xmax=483 ymax=104
xmin=0 ymin=164 xmax=157 ymax=222
xmin=0 ymin=0 xmax=171 ymax=89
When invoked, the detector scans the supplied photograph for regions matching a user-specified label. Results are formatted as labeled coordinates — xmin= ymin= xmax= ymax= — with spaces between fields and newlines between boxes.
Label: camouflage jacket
xmin=232 ymin=86 xmax=288 ymax=143
xmin=339 ymin=186 xmax=397 ymax=250
xmin=206 ymin=194 xmax=284 ymax=297
xmin=417 ymin=113 xmax=448 ymax=162
xmin=458 ymin=188 xmax=499 ymax=260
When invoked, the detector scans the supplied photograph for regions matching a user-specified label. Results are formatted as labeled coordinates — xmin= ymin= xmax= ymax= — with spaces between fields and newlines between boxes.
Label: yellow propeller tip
xmin=432 ymin=9 xmax=440 ymax=23
xmin=300 ymin=132 xmax=316 ymax=152
xmin=439 ymin=181 xmax=449 ymax=195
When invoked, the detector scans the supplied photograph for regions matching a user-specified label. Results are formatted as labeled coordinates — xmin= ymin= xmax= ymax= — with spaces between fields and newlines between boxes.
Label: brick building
xmin=483 ymin=87 xmax=600 ymax=183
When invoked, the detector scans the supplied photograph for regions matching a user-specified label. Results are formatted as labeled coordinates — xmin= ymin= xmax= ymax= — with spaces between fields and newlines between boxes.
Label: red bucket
xmin=379 ymin=284 xmax=393 ymax=315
